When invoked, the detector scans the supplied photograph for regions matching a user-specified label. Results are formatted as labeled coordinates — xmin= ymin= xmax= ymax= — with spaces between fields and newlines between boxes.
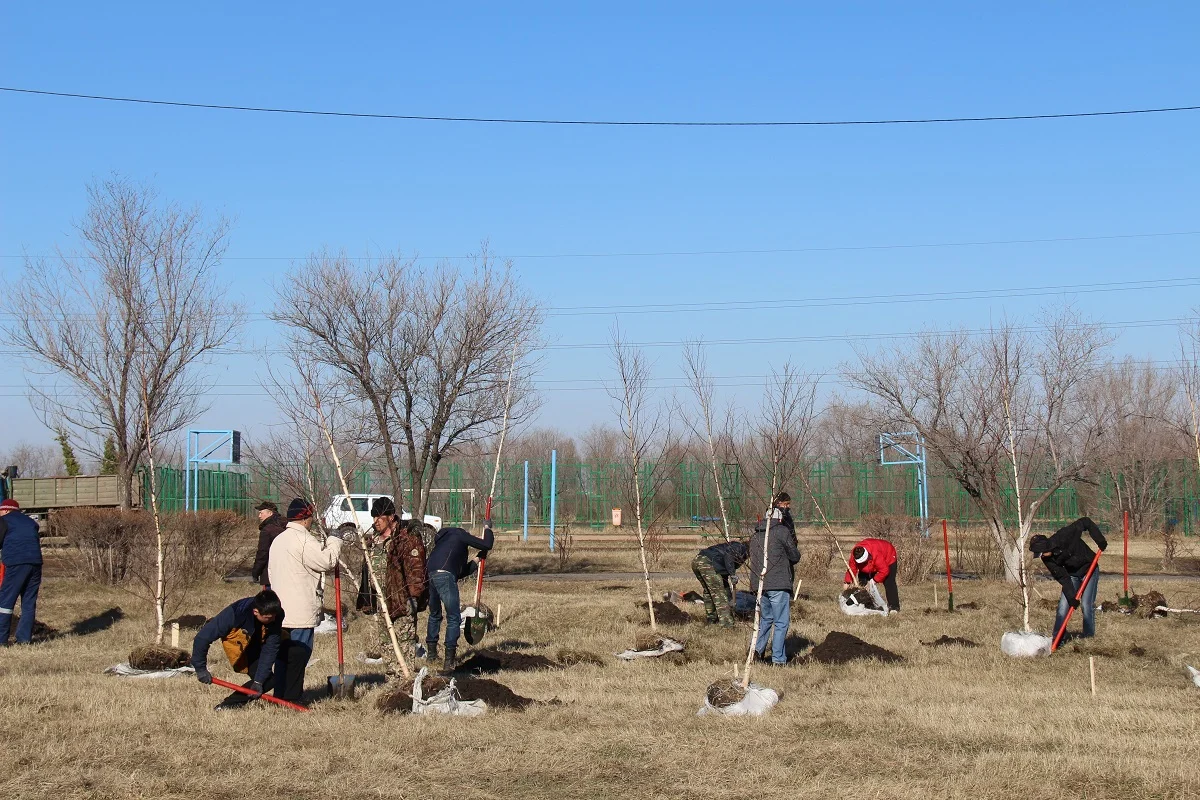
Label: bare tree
xmin=1178 ymin=313 xmax=1200 ymax=478
xmin=608 ymin=326 xmax=676 ymax=631
xmin=0 ymin=442 xmax=65 ymax=478
xmin=680 ymin=341 xmax=734 ymax=540
xmin=3 ymin=177 xmax=242 ymax=508
xmin=847 ymin=309 xmax=1111 ymax=615
xmin=272 ymin=245 xmax=543 ymax=518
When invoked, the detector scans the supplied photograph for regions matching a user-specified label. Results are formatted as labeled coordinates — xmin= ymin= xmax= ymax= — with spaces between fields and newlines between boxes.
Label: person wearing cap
xmin=774 ymin=492 xmax=795 ymax=535
xmin=425 ymin=522 xmax=494 ymax=672
xmin=844 ymin=538 xmax=900 ymax=614
xmin=1029 ymin=516 xmax=1107 ymax=642
xmin=358 ymin=496 xmax=428 ymax=675
xmin=749 ymin=498 xmax=801 ymax=664
xmin=250 ymin=500 xmax=287 ymax=587
xmin=691 ymin=539 xmax=750 ymax=627
xmin=0 ymin=498 xmax=43 ymax=645
xmin=267 ymin=498 xmax=344 ymax=705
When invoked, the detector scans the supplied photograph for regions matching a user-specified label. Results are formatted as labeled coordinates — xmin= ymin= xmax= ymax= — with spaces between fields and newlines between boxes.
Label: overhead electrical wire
xmin=3 ymin=86 xmax=1199 ymax=127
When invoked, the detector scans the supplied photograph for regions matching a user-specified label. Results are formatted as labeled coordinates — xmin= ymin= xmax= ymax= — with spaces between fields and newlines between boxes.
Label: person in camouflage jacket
xmin=357 ymin=497 xmax=428 ymax=674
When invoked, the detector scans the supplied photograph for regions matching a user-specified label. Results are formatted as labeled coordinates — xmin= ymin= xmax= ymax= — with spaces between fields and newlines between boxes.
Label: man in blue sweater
xmin=0 ymin=499 xmax=43 ymax=645
xmin=191 ymin=589 xmax=284 ymax=709
xmin=425 ymin=523 xmax=493 ymax=672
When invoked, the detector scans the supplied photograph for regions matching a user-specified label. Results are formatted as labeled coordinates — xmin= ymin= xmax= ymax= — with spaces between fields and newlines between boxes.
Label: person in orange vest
xmin=843 ymin=538 xmax=900 ymax=614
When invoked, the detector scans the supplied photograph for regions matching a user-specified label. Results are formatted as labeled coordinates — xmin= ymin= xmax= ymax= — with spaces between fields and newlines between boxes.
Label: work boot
xmin=442 ymin=646 xmax=457 ymax=674
xmin=425 ymin=642 xmax=439 ymax=661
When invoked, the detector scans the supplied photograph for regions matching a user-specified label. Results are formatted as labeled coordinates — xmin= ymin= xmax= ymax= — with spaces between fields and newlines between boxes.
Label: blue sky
xmin=2 ymin=4 xmax=1199 ymax=455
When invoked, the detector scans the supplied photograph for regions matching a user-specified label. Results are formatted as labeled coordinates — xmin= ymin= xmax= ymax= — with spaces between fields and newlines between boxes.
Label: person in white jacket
xmin=268 ymin=498 xmax=343 ymax=705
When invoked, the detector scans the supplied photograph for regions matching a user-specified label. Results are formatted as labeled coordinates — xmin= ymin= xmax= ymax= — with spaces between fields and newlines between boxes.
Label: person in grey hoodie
xmin=748 ymin=500 xmax=801 ymax=665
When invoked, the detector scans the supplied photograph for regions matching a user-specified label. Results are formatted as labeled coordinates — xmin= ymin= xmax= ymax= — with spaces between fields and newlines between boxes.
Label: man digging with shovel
xmin=425 ymin=523 xmax=494 ymax=673
xmin=361 ymin=497 xmax=428 ymax=676
xmin=192 ymin=589 xmax=284 ymax=710
xmin=1030 ymin=516 xmax=1107 ymax=643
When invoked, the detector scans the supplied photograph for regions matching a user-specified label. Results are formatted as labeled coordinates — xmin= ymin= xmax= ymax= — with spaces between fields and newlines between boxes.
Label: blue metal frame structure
xmin=879 ymin=431 xmax=930 ymax=534
xmin=185 ymin=429 xmax=240 ymax=512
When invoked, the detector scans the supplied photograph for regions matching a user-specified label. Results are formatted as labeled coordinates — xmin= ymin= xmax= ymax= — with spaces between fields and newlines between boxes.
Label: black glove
xmin=246 ymin=681 xmax=263 ymax=698
xmin=326 ymin=526 xmax=345 ymax=541
xmin=1069 ymin=597 xmax=1081 ymax=610
xmin=407 ymin=598 xmax=418 ymax=617
xmin=194 ymin=667 xmax=213 ymax=685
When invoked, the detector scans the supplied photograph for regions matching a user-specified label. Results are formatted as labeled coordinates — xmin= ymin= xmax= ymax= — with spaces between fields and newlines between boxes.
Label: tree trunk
xmin=118 ymin=459 xmax=137 ymax=512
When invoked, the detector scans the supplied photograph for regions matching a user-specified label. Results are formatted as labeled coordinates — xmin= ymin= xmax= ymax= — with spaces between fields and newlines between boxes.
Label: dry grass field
xmin=2 ymin=535 xmax=1199 ymax=800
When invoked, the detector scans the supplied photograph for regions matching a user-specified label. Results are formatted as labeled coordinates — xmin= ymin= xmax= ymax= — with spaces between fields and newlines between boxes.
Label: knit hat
xmin=370 ymin=496 xmax=396 ymax=518
xmin=286 ymin=498 xmax=314 ymax=521
xmin=1029 ymin=535 xmax=1051 ymax=555
xmin=853 ymin=545 xmax=869 ymax=564
xmin=0 ymin=498 xmax=19 ymax=511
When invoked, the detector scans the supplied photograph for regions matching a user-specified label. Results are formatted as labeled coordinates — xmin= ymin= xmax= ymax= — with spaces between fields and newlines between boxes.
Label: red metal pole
xmin=942 ymin=519 xmax=954 ymax=611
xmin=210 ymin=677 xmax=310 ymax=712
xmin=1050 ymin=549 xmax=1103 ymax=652
xmin=334 ymin=564 xmax=344 ymax=673
xmin=1123 ymin=510 xmax=1130 ymax=600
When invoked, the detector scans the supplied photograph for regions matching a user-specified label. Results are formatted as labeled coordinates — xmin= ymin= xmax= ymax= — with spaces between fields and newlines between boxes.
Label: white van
xmin=322 ymin=493 xmax=442 ymax=535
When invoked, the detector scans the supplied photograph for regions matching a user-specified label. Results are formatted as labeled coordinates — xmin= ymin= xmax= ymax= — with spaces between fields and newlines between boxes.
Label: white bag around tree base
xmin=698 ymin=684 xmax=780 ymax=717
xmin=411 ymin=667 xmax=487 ymax=716
xmin=615 ymin=637 xmax=685 ymax=660
xmin=104 ymin=663 xmax=196 ymax=679
xmin=1000 ymin=631 xmax=1052 ymax=657
xmin=839 ymin=582 xmax=889 ymax=617
xmin=313 ymin=612 xmax=346 ymax=635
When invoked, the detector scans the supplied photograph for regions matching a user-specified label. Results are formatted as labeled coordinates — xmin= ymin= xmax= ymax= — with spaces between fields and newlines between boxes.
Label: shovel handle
xmin=1050 ymin=549 xmax=1103 ymax=652
xmin=210 ymin=677 xmax=309 ymax=712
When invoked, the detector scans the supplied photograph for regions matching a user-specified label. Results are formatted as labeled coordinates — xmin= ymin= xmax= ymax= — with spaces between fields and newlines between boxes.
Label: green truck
xmin=6 ymin=474 xmax=141 ymax=522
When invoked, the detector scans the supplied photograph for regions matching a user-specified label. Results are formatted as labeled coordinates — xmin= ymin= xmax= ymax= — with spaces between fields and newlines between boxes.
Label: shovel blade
xmin=327 ymin=674 xmax=357 ymax=699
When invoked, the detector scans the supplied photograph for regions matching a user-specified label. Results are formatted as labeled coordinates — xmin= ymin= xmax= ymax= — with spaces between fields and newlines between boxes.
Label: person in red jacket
xmin=843 ymin=538 xmax=900 ymax=613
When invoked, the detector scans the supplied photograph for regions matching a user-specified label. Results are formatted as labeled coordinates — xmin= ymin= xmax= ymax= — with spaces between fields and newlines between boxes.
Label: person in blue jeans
xmin=0 ymin=499 xmax=43 ymax=645
xmin=1030 ymin=516 xmax=1107 ymax=641
xmin=425 ymin=523 xmax=494 ymax=672
xmin=749 ymin=500 xmax=801 ymax=665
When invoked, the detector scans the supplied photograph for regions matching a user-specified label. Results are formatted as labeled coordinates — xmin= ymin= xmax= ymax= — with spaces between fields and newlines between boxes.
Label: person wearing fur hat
xmin=844 ymin=538 xmax=900 ymax=614
xmin=0 ymin=499 xmax=43 ymax=645
xmin=1029 ymin=516 xmax=1107 ymax=641
xmin=267 ymin=498 xmax=343 ymax=705
xmin=250 ymin=500 xmax=286 ymax=587
xmin=358 ymin=496 xmax=428 ymax=674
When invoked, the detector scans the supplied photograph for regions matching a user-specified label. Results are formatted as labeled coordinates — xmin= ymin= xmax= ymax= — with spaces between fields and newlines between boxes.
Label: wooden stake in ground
xmin=1089 ymin=656 xmax=1097 ymax=697
xmin=309 ymin=384 xmax=411 ymax=681
xmin=170 ymin=622 xmax=180 ymax=649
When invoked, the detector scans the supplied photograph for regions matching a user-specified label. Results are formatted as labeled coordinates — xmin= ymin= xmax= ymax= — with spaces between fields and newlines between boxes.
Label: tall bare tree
xmin=680 ymin=341 xmax=734 ymax=540
xmin=272 ymin=245 xmax=543 ymax=517
xmin=1178 ymin=313 xmax=1200 ymax=478
xmin=847 ymin=309 xmax=1111 ymax=605
xmin=3 ymin=177 xmax=242 ymax=508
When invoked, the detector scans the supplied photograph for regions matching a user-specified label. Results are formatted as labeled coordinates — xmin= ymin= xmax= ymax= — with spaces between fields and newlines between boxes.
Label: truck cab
xmin=322 ymin=493 xmax=442 ymax=535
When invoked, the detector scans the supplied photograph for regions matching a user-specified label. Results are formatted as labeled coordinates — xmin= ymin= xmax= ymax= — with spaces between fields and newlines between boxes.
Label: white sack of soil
xmin=356 ymin=653 xmax=385 ymax=664
xmin=999 ymin=631 xmax=1052 ymax=658
xmin=839 ymin=583 xmax=889 ymax=617
xmin=104 ymin=663 xmax=195 ymax=679
xmin=313 ymin=612 xmax=346 ymax=635
xmin=615 ymin=637 xmax=685 ymax=661
xmin=698 ymin=684 xmax=780 ymax=717
xmin=1186 ymin=665 xmax=1200 ymax=688
xmin=411 ymin=667 xmax=487 ymax=717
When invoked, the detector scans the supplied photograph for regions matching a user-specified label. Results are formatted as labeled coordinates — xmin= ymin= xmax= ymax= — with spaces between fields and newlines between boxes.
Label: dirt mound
xmin=376 ymin=687 xmax=413 ymax=714
xmin=638 ymin=601 xmax=692 ymax=626
xmin=455 ymin=676 xmax=538 ymax=710
xmin=1133 ymin=591 xmax=1169 ymax=618
xmin=633 ymin=632 xmax=675 ymax=652
xmin=168 ymin=614 xmax=207 ymax=629
xmin=492 ymin=639 xmax=537 ymax=652
xmin=455 ymin=649 xmax=561 ymax=675
xmin=804 ymin=631 xmax=904 ymax=665
xmin=128 ymin=644 xmax=190 ymax=670
xmin=1098 ymin=600 xmax=1127 ymax=613
xmin=922 ymin=635 xmax=979 ymax=648
xmin=6 ymin=619 xmax=60 ymax=644
xmin=1129 ymin=644 xmax=1147 ymax=657
xmin=681 ymin=591 xmax=704 ymax=603
xmin=706 ymin=680 xmax=746 ymax=708
xmin=956 ymin=602 xmax=982 ymax=610
xmin=557 ymin=648 xmax=606 ymax=667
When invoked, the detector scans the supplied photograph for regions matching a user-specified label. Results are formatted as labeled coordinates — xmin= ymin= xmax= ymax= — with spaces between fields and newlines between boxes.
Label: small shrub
xmin=58 ymin=508 xmax=152 ymax=584
xmin=163 ymin=510 xmax=255 ymax=578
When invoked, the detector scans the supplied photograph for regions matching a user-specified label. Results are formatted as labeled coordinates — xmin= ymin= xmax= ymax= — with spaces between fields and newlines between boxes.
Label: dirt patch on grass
xmin=557 ymin=648 xmax=606 ymax=667
xmin=455 ymin=676 xmax=538 ymax=710
xmin=375 ymin=686 xmax=413 ymax=714
xmin=6 ymin=619 xmax=61 ymax=644
xmin=1129 ymin=644 xmax=1147 ymax=657
xmin=598 ymin=585 xmax=630 ymax=591
xmin=803 ymin=631 xmax=904 ymax=665
xmin=681 ymin=591 xmax=704 ymax=603
xmin=491 ymin=639 xmax=538 ymax=652
xmin=638 ymin=601 xmax=692 ymax=626
xmin=455 ymin=649 xmax=561 ymax=674
xmin=128 ymin=644 xmax=190 ymax=670
xmin=922 ymin=635 xmax=980 ymax=648
xmin=706 ymin=680 xmax=746 ymax=708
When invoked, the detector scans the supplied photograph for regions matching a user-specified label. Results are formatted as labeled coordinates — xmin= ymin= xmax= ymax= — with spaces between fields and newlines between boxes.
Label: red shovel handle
xmin=485 ymin=496 xmax=493 ymax=525
xmin=1050 ymin=549 xmax=1103 ymax=652
xmin=210 ymin=677 xmax=310 ymax=712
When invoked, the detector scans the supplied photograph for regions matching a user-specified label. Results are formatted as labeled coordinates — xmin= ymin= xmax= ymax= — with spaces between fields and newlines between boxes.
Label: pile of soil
xmin=1098 ymin=600 xmax=1128 ymax=614
xmin=842 ymin=587 xmax=882 ymax=610
xmin=681 ymin=591 xmax=704 ymax=603
xmin=633 ymin=632 xmax=671 ymax=652
xmin=1133 ymin=591 xmax=1169 ymax=619
xmin=804 ymin=631 xmax=904 ymax=665
xmin=128 ymin=644 xmax=190 ymax=670
xmin=956 ymin=602 xmax=982 ymax=611
xmin=168 ymin=614 xmax=207 ymax=629
xmin=6 ymin=619 xmax=60 ymax=644
xmin=557 ymin=648 xmax=606 ymax=667
xmin=706 ymin=680 xmax=746 ymax=708
xmin=455 ymin=676 xmax=539 ymax=710
xmin=921 ymin=635 xmax=980 ymax=648
xmin=455 ymin=649 xmax=561 ymax=675
xmin=492 ymin=639 xmax=537 ymax=652
xmin=638 ymin=601 xmax=692 ymax=626
xmin=376 ymin=686 xmax=414 ymax=714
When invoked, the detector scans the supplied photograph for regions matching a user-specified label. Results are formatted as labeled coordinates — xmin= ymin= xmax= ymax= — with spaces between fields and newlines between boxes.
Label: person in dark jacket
xmin=1030 ymin=516 xmax=1107 ymax=641
xmin=359 ymin=497 xmax=428 ymax=672
xmin=844 ymin=538 xmax=901 ymax=613
xmin=191 ymin=589 xmax=284 ymax=709
xmin=692 ymin=540 xmax=750 ymax=626
xmin=250 ymin=500 xmax=287 ymax=586
xmin=0 ymin=498 xmax=43 ymax=645
xmin=748 ymin=507 xmax=801 ymax=664
xmin=425 ymin=524 xmax=494 ymax=671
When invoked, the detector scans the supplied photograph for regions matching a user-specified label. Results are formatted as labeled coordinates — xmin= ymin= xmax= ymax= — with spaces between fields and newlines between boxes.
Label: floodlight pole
xmin=523 ymin=460 xmax=530 ymax=542
xmin=549 ymin=449 xmax=558 ymax=552
xmin=880 ymin=432 xmax=930 ymax=535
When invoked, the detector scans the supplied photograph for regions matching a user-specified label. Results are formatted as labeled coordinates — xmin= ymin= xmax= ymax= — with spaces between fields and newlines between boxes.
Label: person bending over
xmin=691 ymin=539 xmax=749 ymax=627
xmin=844 ymin=538 xmax=900 ymax=614
xmin=191 ymin=589 xmax=284 ymax=710
xmin=1029 ymin=516 xmax=1107 ymax=642
xmin=425 ymin=523 xmax=494 ymax=672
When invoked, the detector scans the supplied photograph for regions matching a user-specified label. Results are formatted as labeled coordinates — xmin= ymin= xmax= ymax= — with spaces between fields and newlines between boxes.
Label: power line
xmin=4 ymin=86 xmax=1200 ymax=127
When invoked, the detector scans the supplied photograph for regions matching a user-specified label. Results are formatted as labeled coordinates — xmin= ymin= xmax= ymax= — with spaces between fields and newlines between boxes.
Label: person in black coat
xmin=250 ymin=500 xmax=287 ymax=587
xmin=749 ymin=507 xmax=801 ymax=664
xmin=425 ymin=524 xmax=494 ymax=671
xmin=1030 ymin=516 xmax=1107 ymax=641
xmin=191 ymin=589 xmax=284 ymax=709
